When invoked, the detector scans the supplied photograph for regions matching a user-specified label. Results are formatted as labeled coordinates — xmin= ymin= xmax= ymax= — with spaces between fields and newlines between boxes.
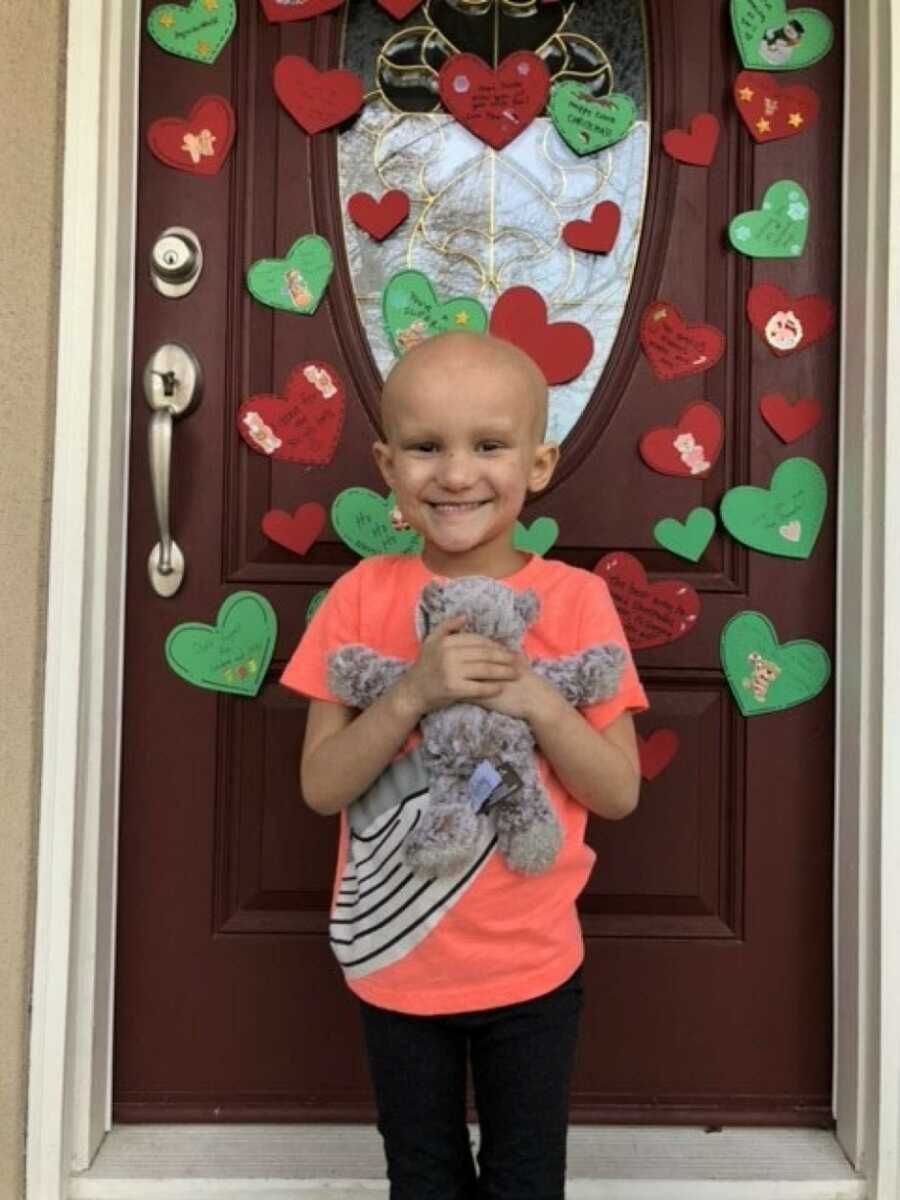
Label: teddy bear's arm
xmin=530 ymin=643 xmax=627 ymax=707
xmin=326 ymin=645 xmax=410 ymax=710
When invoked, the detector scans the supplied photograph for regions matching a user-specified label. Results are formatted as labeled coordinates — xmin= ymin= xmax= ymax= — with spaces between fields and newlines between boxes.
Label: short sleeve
xmin=280 ymin=567 xmax=362 ymax=702
xmin=577 ymin=572 xmax=649 ymax=732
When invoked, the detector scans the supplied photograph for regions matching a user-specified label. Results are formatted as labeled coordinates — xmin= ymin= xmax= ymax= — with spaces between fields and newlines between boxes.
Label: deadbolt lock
xmin=150 ymin=227 xmax=203 ymax=298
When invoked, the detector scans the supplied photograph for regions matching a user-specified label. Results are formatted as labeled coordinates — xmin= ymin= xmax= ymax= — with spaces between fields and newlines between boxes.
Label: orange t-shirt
xmin=280 ymin=553 xmax=648 ymax=1015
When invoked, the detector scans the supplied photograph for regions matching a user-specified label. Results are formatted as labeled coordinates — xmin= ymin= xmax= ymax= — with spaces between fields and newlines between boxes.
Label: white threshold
xmin=69 ymin=1125 xmax=865 ymax=1200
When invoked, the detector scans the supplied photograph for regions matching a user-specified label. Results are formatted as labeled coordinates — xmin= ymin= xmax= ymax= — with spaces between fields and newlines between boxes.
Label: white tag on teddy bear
xmin=468 ymin=760 xmax=503 ymax=811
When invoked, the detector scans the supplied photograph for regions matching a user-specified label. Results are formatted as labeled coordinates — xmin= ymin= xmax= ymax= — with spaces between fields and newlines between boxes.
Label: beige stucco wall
xmin=0 ymin=5 xmax=67 ymax=1198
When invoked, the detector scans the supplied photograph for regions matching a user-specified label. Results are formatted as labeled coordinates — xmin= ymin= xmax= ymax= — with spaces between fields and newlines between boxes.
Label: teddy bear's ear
xmin=420 ymin=580 xmax=445 ymax=611
xmin=515 ymin=588 xmax=540 ymax=626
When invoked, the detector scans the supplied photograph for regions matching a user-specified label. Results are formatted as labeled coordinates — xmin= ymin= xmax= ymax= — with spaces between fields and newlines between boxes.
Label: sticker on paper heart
xmin=237 ymin=361 xmax=345 ymax=465
xmin=721 ymin=611 xmax=831 ymax=716
xmin=720 ymin=457 xmax=826 ymax=560
xmin=514 ymin=518 xmax=559 ymax=557
xmin=382 ymin=270 xmax=488 ymax=356
xmin=147 ymin=95 xmax=235 ymax=176
xmin=654 ymin=508 xmax=716 ymax=563
xmin=262 ymin=503 xmax=327 ymax=556
xmin=377 ymin=0 xmax=423 ymax=17
xmin=747 ymin=284 xmax=834 ymax=356
xmin=148 ymin=0 xmax=237 ymax=65
xmin=594 ymin=552 xmax=701 ymax=651
xmin=731 ymin=0 xmax=834 ymax=71
xmin=306 ymin=589 xmax=328 ymax=624
xmin=490 ymin=286 xmax=593 ymax=385
xmin=734 ymin=71 xmax=820 ymax=142
xmin=548 ymin=83 xmax=636 ymax=156
xmin=638 ymin=729 xmax=679 ymax=780
xmin=640 ymin=301 xmax=725 ymax=382
xmin=759 ymin=393 xmax=822 ymax=442
xmin=662 ymin=113 xmax=720 ymax=166
xmin=347 ymin=190 xmax=410 ymax=241
xmin=165 ymin=592 xmax=276 ymax=698
xmin=562 ymin=201 xmax=621 ymax=254
xmin=246 ymin=235 xmax=333 ymax=316
xmin=438 ymin=52 xmax=550 ymax=150
xmin=259 ymin=0 xmax=343 ymax=20
xmin=729 ymin=180 xmax=809 ymax=258
xmin=639 ymin=402 xmax=723 ymax=479
xmin=273 ymin=56 xmax=364 ymax=135
xmin=331 ymin=489 xmax=423 ymax=558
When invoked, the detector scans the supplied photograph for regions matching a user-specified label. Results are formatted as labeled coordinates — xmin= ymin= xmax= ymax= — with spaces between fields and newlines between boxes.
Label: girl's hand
xmin=477 ymin=657 xmax=567 ymax=723
xmin=397 ymin=616 xmax=522 ymax=717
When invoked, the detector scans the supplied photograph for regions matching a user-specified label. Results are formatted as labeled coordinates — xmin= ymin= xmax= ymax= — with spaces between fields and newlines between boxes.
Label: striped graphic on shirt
xmin=329 ymin=746 xmax=496 ymax=981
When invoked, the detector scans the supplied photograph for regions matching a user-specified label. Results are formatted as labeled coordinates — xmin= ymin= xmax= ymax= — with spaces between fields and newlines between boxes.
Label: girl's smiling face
xmin=373 ymin=333 xmax=559 ymax=579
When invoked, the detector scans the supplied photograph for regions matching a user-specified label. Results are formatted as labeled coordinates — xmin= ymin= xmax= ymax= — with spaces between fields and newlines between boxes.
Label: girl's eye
xmin=478 ymin=442 xmax=504 ymax=452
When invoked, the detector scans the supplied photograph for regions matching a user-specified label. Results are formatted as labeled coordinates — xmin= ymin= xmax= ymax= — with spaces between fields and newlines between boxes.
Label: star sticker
xmin=202 ymin=0 xmax=218 ymax=7
xmin=653 ymin=307 xmax=668 ymax=321
xmin=788 ymin=112 xmax=805 ymax=127
xmin=196 ymin=40 xmax=212 ymax=57
xmin=756 ymin=117 xmax=771 ymax=134
xmin=454 ymin=311 xmax=470 ymax=326
xmin=738 ymin=86 xmax=755 ymax=101
xmin=158 ymin=12 xmax=175 ymax=27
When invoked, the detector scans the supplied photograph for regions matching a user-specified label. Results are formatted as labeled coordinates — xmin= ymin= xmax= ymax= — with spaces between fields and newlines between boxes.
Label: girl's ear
xmin=528 ymin=441 xmax=560 ymax=495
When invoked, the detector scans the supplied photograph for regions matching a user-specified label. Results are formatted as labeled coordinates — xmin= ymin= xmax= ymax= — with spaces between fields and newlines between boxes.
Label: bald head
xmin=381 ymin=331 xmax=549 ymax=444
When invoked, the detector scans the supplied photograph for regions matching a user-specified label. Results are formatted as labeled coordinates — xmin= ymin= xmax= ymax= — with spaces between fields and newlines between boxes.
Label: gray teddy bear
xmin=327 ymin=575 xmax=626 ymax=878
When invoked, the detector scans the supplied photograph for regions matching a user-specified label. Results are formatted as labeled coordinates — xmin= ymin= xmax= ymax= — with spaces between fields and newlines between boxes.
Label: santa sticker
xmin=746 ymin=284 xmax=834 ymax=357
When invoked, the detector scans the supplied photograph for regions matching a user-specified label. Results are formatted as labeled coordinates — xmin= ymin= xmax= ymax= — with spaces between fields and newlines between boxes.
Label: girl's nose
xmin=437 ymin=452 xmax=477 ymax=488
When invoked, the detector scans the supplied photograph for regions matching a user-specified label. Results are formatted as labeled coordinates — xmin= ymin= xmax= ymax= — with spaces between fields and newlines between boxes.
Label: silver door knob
xmin=150 ymin=227 xmax=203 ymax=298
xmin=143 ymin=343 xmax=202 ymax=597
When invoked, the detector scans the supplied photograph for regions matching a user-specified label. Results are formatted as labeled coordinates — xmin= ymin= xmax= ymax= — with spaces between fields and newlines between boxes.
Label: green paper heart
xmin=331 ymin=488 xmax=423 ymax=558
xmin=306 ymin=589 xmax=328 ymax=624
xmin=720 ymin=457 xmax=826 ymax=559
xmin=721 ymin=611 xmax=831 ymax=716
xmin=165 ymin=591 xmax=276 ymax=697
xmin=148 ymin=0 xmax=237 ymax=65
xmin=246 ymin=236 xmax=334 ymax=316
xmin=548 ymin=83 xmax=636 ymax=156
xmin=731 ymin=0 xmax=834 ymax=71
xmin=729 ymin=180 xmax=809 ymax=259
xmin=514 ymin=517 xmax=559 ymax=557
xmin=382 ymin=270 xmax=488 ymax=356
xmin=653 ymin=507 xmax=716 ymax=562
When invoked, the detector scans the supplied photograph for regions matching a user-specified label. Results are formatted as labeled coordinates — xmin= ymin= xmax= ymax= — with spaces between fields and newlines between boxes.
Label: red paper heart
xmin=593 ymin=552 xmax=700 ymax=651
xmin=746 ymin=284 xmax=834 ymax=357
xmin=347 ymin=190 xmax=410 ymax=241
xmin=273 ymin=56 xmax=364 ymax=135
xmin=662 ymin=113 xmax=720 ymax=166
xmin=639 ymin=402 xmax=723 ymax=478
xmin=147 ymin=95 xmax=235 ymax=176
xmin=562 ymin=201 xmax=622 ymax=254
xmin=640 ymin=301 xmax=725 ymax=381
xmin=262 ymin=503 xmax=326 ymax=555
xmin=258 ymin=0 xmax=343 ymax=20
xmin=438 ymin=51 xmax=550 ymax=150
xmin=638 ymin=729 xmax=679 ymax=780
xmin=377 ymin=0 xmax=422 ymax=16
xmin=490 ymin=286 xmax=593 ymax=385
xmin=759 ymin=393 xmax=823 ymax=442
xmin=237 ymin=362 xmax=345 ymax=465
xmin=734 ymin=71 xmax=820 ymax=144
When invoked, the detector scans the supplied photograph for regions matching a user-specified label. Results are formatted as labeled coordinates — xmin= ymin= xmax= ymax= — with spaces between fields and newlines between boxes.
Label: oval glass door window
xmin=338 ymin=0 xmax=650 ymax=443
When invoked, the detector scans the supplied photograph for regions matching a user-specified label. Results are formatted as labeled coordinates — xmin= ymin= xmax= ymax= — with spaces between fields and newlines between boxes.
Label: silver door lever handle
xmin=143 ymin=344 xmax=202 ymax=597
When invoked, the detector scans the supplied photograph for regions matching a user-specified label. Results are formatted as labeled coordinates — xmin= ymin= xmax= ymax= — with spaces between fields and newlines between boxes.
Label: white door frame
xmin=25 ymin=1 xmax=900 ymax=1197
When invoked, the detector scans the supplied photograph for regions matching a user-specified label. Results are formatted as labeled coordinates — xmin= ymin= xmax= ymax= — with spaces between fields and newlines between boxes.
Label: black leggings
xmin=358 ymin=966 xmax=584 ymax=1200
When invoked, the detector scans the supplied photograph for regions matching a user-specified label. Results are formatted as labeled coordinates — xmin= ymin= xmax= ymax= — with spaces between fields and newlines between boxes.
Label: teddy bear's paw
xmin=403 ymin=804 xmax=481 ymax=878
xmin=497 ymin=815 xmax=563 ymax=876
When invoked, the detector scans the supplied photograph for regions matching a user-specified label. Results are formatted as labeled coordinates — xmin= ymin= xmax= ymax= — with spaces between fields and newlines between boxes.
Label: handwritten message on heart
xmin=259 ymin=0 xmax=343 ymax=20
xmin=721 ymin=611 xmax=831 ymax=716
xmin=639 ymin=402 xmax=723 ymax=479
xmin=438 ymin=51 xmax=550 ymax=150
xmin=593 ymin=552 xmax=700 ymax=651
xmin=382 ymin=270 xmax=487 ymax=355
xmin=640 ymin=301 xmax=725 ymax=381
xmin=236 ymin=362 xmax=345 ymax=465
xmin=148 ymin=0 xmax=237 ymax=64
xmin=729 ymin=180 xmax=809 ymax=258
xmin=731 ymin=0 xmax=834 ymax=71
xmin=331 ymin=489 xmax=423 ymax=558
xmin=720 ymin=457 xmax=827 ymax=559
xmin=165 ymin=592 xmax=276 ymax=697
xmin=274 ymin=56 xmax=364 ymax=135
xmin=246 ymin=235 xmax=333 ymax=316
xmin=549 ymin=83 xmax=636 ymax=156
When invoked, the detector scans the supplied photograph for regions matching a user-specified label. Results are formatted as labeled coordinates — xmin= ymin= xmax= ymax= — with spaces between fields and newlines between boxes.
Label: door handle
xmin=143 ymin=343 xmax=202 ymax=597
